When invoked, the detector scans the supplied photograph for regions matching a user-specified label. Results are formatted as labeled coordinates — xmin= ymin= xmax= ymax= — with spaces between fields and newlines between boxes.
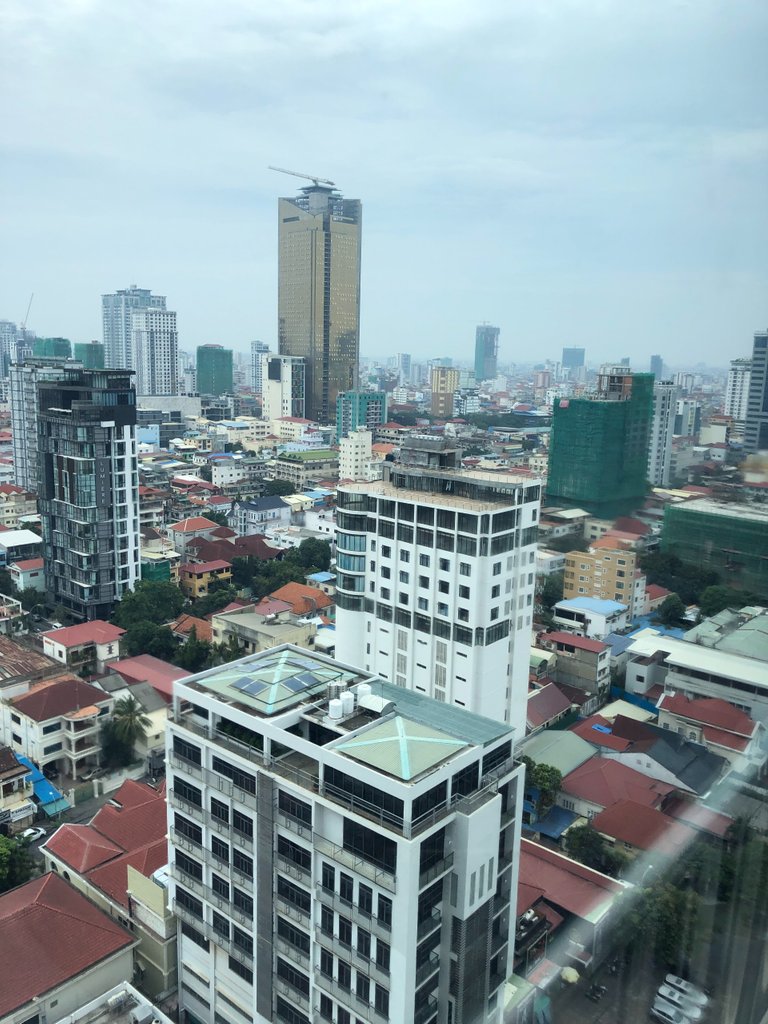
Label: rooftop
xmin=169 ymin=516 xmax=219 ymax=533
xmin=42 ymin=620 xmax=125 ymax=648
xmin=592 ymin=800 xmax=694 ymax=856
xmin=556 ymin=597 xmax=628 ymax=615
xmin=0 ymin=529 xmax=42 ymax=548
xmin=277 ymin=449 xmax=338 ymax=462
xmin=543 ymin=631 xmax=608 ymax=654
xmin=11 ymin=676 xmax=109 ymax=722
xmin=0 ymin=873 xmax=134 ymax=1018
xmin=11 ymin=557 xmax=44 ymax=571
xmin=518 ymin=839 xmax=625 ymax=925
xmin=520 ymin=730 xmax=595 ymax=776
xmin=668 ymin=497 xmax=768 ymax=522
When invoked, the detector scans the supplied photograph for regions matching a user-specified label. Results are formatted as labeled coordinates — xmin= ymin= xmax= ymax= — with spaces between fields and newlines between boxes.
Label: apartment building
xmin=167 ymin=645 xmax=523 ymax=1024
xmin=563 ymin=547 xmax=641 ymax=617
xmin=334 ymin=439 xmax=541 ymax=733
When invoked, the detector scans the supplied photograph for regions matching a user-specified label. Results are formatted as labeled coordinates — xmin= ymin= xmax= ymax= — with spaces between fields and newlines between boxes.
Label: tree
xmin=17 ymin=588 xmax=41 ymax=612
xmin=174 ymin=627 xmax=213 ymax=673
xmin=565 ymin=824 xmax=627 ymax=878
xmin=289 ymin=538 xmax=332 ymax=573
xmin=123 ymin=622 xmax=178 ymax=661
xmin=198 ymin=465 xmax=213 ymax=483
xmin=656 ymin=593 xmax=686 ymax=626
xmin=101 ymin=719 xmax=133 ymax=768
xmin=629 ymin=883 xmax=701 ymax=968
xmin=0 ymin=834 xmax=34 ymax=894
xmin=113 ymin=581 xmax=185 ymax=629
xmin=540 ymin=572 xmax=564 ymax=611
xmin=529 ymin=764 xmax=563 ymax=811
xmin=205 ymin=510 xmax=231 ymax=528
xmin=264 ymin=479 xmax=295 ymax=497
xmin=698 ymin=585 xmax=740 ymax=618
xmin=191 ymin=585 xmax=239 ymax=618
xmin=111 ymin=694 xmax=151 ymax=750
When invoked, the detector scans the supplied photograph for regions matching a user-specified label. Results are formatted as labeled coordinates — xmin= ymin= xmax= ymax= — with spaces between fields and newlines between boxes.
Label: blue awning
xmin=17 ymin=756 xmax=71 ymax=814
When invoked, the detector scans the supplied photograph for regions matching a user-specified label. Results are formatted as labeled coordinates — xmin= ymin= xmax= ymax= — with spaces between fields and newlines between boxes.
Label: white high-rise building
xmin=102 ymin=286 xmax=166 ymax=371
xmin=251 ymin=341 xmax=270 ymax=392
xmin=9 ymin=358 xmax=80 ymax=491
xmin=335 ymin=439 xmax=541 ymax=734
xmin=262 ymin=354 xmax=306 ymax=421
xmin=132 ymin=307 xmax=179 ymax=395
xmin=339 ymin=427 xmax=383 ymax=483
xmin=167 ymin=645 xmax=523 ymax=1024
xmin=647 ymin=380 xmax=679 ymax=487
xmin=726 ymin=357 xmax=751 ymax=440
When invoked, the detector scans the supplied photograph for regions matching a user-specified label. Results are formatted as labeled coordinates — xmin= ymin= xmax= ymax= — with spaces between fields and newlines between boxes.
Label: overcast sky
xmin=1 ymin=0 xmax=766 ymax=369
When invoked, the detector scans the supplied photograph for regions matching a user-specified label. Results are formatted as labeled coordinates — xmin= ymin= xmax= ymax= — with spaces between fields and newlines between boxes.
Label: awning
xmin=42 ymin=798 xmax=70 ymax=817
xmin=16 ymin=756 xmax=71 ymax=814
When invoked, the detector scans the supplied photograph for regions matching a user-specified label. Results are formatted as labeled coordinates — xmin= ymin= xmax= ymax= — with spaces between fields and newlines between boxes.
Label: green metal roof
xmin=367 ymin=680 xmax=513 ymax=747
xmin=334 ymin=715 xmax=467 ymax=780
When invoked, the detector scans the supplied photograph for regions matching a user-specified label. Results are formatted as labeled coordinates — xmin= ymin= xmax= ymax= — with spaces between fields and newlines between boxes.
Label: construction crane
xmin=268 ymin=165 xmax=336 ymax=188
xmin=20 ymin=292 xmax=34 ymax=332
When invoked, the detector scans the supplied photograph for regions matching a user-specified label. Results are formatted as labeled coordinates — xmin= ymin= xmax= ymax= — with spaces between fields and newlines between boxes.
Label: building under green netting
xmin=547 ymin=371 xmax=653 ymax=516
xmin=197 ymin=344 xmax=233 ymax=396
xmin=662 ymin=499 xmax=768 ymax=599
xmin=32 ymin=336 xmax=71 ymax=360
xmin=74 ymin=341 xmax=105 ymax=369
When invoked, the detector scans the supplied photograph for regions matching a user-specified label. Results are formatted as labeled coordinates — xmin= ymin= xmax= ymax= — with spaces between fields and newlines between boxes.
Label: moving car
xmin=665 ymin=976 xmax=710 ymax=1008
xmin=20 ymin=827 xmax=46 ymax=843
xmin=650 ymin=997 xmax=696 ymax=1024
xmin=658 ymin=985 xmax=705 ymax=1021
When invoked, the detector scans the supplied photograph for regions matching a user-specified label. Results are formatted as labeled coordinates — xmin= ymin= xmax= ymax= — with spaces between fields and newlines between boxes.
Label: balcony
xmin=315 ymin=883 xmax=392 ymax=942
xmin=274 ymin=977 xmax=309 ymax=1012
xmin=493 ymin=892 xmax=511 ymax=917
xmin=276 ymin=854 xmax=311 ymax=885
xmin=314 ymin=834 xmax=397 ymax=894
xmin=414 ymin=995 xmax=439 ymax=1024
xmin=275 ymin=936 xmax=310 ymax=972
xmin=314 ymin=927 xmax=391 ymax=987
xmin=274 ymin=895 xmax=310 ymax=926
xmin=416 ymin=907 xmax=442 ymax=941
xmin=415 ymin=951 xmax=440 ymax=987
xmin=418 ymin=852 xmax=454 ymax=890
xmin=313 ymin=971 xmax=389 ymax=1024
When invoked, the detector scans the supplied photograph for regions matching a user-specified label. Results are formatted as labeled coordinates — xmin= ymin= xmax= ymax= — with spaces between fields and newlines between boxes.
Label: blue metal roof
xmin=17 ymin=756 xmax=70 ymax=814
xmin=558 ymin=597 xmax=627 ymax=614
xmin=307 ymin=571 xmax=335 ymax=582
xmin=603 ymin=632 xmax=636 ymax=656
xmin=523 ymin=805 xmax=578 ymax=839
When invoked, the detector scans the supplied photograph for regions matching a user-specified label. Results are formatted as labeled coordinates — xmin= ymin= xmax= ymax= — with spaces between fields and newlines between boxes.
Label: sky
xmin=1 ymin=0 xmax=767 ymax=370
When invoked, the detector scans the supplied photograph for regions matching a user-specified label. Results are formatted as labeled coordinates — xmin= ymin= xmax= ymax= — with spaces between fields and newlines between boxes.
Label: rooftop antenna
xmin=268 ymin=166 xmax=336 ymax=188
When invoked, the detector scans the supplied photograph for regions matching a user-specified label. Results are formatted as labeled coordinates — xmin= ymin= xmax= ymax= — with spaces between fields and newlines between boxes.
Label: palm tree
xmin=111 ymin=695 xmax=151 ymax=751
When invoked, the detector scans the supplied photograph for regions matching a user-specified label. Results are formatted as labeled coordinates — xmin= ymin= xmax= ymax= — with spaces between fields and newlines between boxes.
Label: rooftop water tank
xmin=328 ymin=698 xmax=344 ymax=720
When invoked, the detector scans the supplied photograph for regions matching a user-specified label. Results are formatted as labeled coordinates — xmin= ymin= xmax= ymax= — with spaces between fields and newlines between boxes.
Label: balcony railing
xmin=313 ymin=971 xmax=389 ymax=1024
xmin=415 ymin=952 xmax=440 ymax=987
xmin=416 ymin=907 xmax=442 ymax=941
xmin=315 ymin=883 xmax=392 ymax=941
xmin=275 ymin=936 xmax=310 ymax=972
xmin=274 ymin=978 xmax=309 ymax=1012
xmin=418 ymin=852 xmax=454 ymax=890
xmin=314 ymin=927 xmax=391 ymax=987
xmin=314 ymin=834 xmax=397 ymax=894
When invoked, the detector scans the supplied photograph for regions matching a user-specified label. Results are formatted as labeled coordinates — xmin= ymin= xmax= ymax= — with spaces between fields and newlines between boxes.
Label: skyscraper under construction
xmin=547 ymin=367 xmax=653 ymax=515
xmin=277 ymin=178 xmax=362 ymax=423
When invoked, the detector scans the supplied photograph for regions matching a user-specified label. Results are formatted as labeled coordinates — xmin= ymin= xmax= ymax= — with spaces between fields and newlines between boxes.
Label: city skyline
xmin=1 ymin=2 xmax=766 ymax=368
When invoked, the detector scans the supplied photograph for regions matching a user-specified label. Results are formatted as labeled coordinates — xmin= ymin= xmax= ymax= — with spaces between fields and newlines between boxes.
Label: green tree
xmin=564 ymin=824 xmax=627 ymax=878
xmin=530 ymin=764 xmax=563 ymax=811
xmin=191 ymin=584 xmax=239 ymax=618
xmin=210 ymin=634 xmax=243 ymax=666
xmin=0 ymin=834 xmax=34 ymax=894
xmin=205 ymin=510 xmax=231 ymax=528
xmin=629 ymin=883 xmax=701 ymax=968
xmin=540 ymin=572 xmax=564 ymax=611
xmin=123 ymin=622 xmax=178 ymax=661
xmin=100 ymin=719 xmax=133 ymax=768
xmin=17 ymin=588 xmax=42 ymax=612
xmin=174 ymin=627 xmax=213 ymax=673
xmin=264 ymin=479 xmax=295 ymax=497
xmin=113 ymin=581 xmax=185 ymax=629
xmin=656 ymin=593 xmax=686 ymax=626
xmin=288 ymin=538 xmax=332 ymax=573
xmin=198 ymin=465 xmax=213 ymax=482
xmin=698 ymin=585 xmax=740 ymax=618
xmin=111 ymin=694 xmax=151 ymax=751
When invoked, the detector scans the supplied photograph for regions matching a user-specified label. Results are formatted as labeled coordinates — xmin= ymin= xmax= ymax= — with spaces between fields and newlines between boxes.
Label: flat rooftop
xmin=669 ymin=498 xmax=768 ymax=522
xmin=339 ymin=476 xmax=530 ymax=512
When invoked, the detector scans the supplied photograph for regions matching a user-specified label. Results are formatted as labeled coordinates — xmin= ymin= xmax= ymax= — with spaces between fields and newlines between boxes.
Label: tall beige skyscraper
xmin=277 ymin=183 xmax=362 ymax=423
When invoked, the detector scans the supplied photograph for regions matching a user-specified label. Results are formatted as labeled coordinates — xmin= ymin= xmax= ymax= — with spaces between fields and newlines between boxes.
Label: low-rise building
xmin=0 ymin=528 xmax=42 ymax=567
xmin=0 ymin=484 xmax=37 ymax=529
xmin=9 ymin=556 xmax=45 ymax=593
xmin=227 ymin=496 xmax=291 ymax=534
xmin=273 ymin=448 xmax=339 ymax=489
xmin=526 ymin=683 xmax=572 ymax=735
xmin=552 ymin=597 xmax=628 ymax=639
xmin=563 ymin=546 xmax=643 ymax=616
xmin=591 ymin=800 xmax=695 ymax=861
xmin=211 ymin=601 xmax=318 ymax=655
xmin=42 ymin=780 xmax=175 ymax=1000
xmin=0 ymin=744 xmax=36 ymax=833
xmin=538 ymin=631 xmax=611 ymax=694
xmin=535 ymin=550 xmax=566 ymax=578
xmin=0 ymin=873 xmax=136 ymax=1024
xmin=0 ymin=593 xmax=25 ymax=635
xmin=3 ymin=676 xmax=112 ymax=781
xmin=269 ymin=580 xmax=335 ymax=619
xmin=657 ymin=693 xmax=764 ymax=773
xmin=558 ymin=757 xmax=675 ymax=820
xmin=168 ymin=515 xmax=222 ymax=555
xmin=178 ymin=559 xmax=233 ymax=599
xmin=42 ymin=621 xmax=125 ymax=675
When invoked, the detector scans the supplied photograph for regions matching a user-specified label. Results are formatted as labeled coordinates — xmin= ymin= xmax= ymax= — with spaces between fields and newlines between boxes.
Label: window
xmin=277 ymin=876 xmax=310 ymax=914
xmin=233 ymin=809 xmax=253 ymax=838
xmin=228 ymin=957 xmax=252 ymax=984
xmin=320 ymin=948 xmax=333 ymax=977
xmin=418 ymin=597 xmax=428 ymax=611
xmin=174 ymin=736 xmax=202 ymax=765
xmin=356 ymin=975 xmax=370 ymax=1003
xmin=381 ymin=545 xmax=391 ymax=557
xmin=459 ymin=585 xmax=470 ymax=598
xmin=381 ymin=566 xmax=391 ymax=579
xmin=322 ymin=862 xmax=335 ymax=891
xmin=211 ymin=797 xmax=229 ymax=823
xmin=181 ymin=921 xmax=208 ymax=950
xmin=398 ymin=592 xmax=408 ymax=605
xmin=176 ymin=779 xmax=202 ymax=810
xmin=359 ymin=884 xmax=373 ymax=915
xmin=339 ymin=916 xmax=353 ymax=948
xmin=340 ymin=872 xmax=354 ymax=903
xmin=176 ymin=851 xmax=203 ymax=881
xmin=493 ymin=562 xmax=501 ymax=576
xmin=175 ymin=813 xmax=202 ymax=846
xmin=233 ymin=887 xmax=253 ymax=918
xmin=459 ymin=562 xmax=471 ymax=576
xmin=175 ymin=885 xmax=203 ymax=920
xmin=439 ymin=558 xmax=450 ymax=571
xmin=338 ymin=960 xmax=352 ymax=991
xmin=490 ymin=607 xmax=499 ymax=620
xmin=381 ymin=587 xmax=390 ymax=600
xmin=491 ymin=584 xmax=500 ymax=598
xmin=212 ymin=873 xmax=229 ymax=899
xmin=378 ymin=894 xmax=393 ymax=927
xmin=399 ymin=570 xmax=409 ymax=583
xmin=376 ymin=939 xmax=391 ymax=971
xmin=233 ymin=925 xmax=253 ymax=956
xmin=357 ymin=927 xmax=371 ymax=959
xmin=399 ymin=550 xmax=410 ymax=562
xmin=278 ymin=790 xmax=312 ymax=826
xmin=233 ymin=848 xmax=253 ymax=876
xmin=437 ymin=603 xmax=449 ymax=616
xmin=212 ymin=911 xmax=230 ymax=939
xmin=375 ymin=986 xmax=390 ymax=1016
xmin=211 ymin=836 xmax=229 ymax=863
xmin=419 ymin=553 xmax=430 ymax=566
xmin=438 ymin=580 xmax=449 ymax=593
xmin=458 ymin=608 xmax=469 ymax=622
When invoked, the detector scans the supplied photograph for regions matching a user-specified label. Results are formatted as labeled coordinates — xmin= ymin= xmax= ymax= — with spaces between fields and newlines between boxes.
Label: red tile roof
xmin=542 ymin=631 xmax=608 ymax=654
xmin=561 ymin=757 xmax=674 ymax=809
xmin=87 ymin=839 xmax=168 ymax=908
xmin=11 ymin=557 xmax=44 ymax=571
xmin=42 ymin=620 xmax=125 ymax=648
xmin=658 ymin=693 xmax=757 ymax=737
xmin=613 ymin=516 xmax=651 ymax=536
xmin=592 ymin=800 xmax=694 ymax=856
xmin=646 ymin=584 xmax=672 ymax=601
xmin=179 ymin=559 xmax=232 ymax=575
xmin=252 ymin=597 xmax=294 ymax=616
xmin=664 ymin=797 xmax=733 ymax=838
xmin=169 ymin=614 xmax=213 ymax=643
xmin=571 ymin=715 xmax=632 ymax=752
xmin=270 ymin=582 xmax=334 ymax=616
xmin=169 ymin=516 xmax=219 ymax=533
xmin=701 ymin=725 xmax=749 ymax=752
xmin=527 ymin=683 xmax=572 ymax=730
xmin=110 ymin=655 xmax=188 ymax=699
xmin=44 ymin=824 xmax=122 ymax=872
xmin=187 ymin=534 xmax=280 ymax=562
xmin=0 ymin=873 xmax=134 ymax=1017
xmin=11 ymin=677 xmax=109 ymax=722
xmin=518 ymin=839 xmax=624 ymax=922
xmin=210 ymin=526 xmax=236 ymax=538
xmin=517 ymin=881 xmax=546 ymax=916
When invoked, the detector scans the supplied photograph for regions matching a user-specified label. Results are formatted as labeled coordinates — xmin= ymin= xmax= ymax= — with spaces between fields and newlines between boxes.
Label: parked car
xmin=43 ymin=765 xmax=59 ymax=780
xmin=665 ymin=976 xmax=710 ymax=1008
xmin=82 ymin=766 xmax=105 ymax=780
xmin=20 ymin=827 xmax=46 ymax=843
xmin=650 ymin=997 xmax=695 ymax=1024
xmin=658 ymin=985 xmax=705 ymax=1021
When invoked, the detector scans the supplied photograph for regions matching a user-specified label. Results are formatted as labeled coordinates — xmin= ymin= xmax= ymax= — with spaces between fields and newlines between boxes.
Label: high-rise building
xmin=167 ymin=644 xmax=524 ymax=1024
xmin=73 ymin=341 xmax=105 ymax=369
xmin=262 ymin=354 xmax=306 ymax=421
xmin=251 ymin=341 xmax=270 ymax=393
xmin=396 ymin=352 xmax=412 ymax=385
xmin=430 ymin=366 xmax=460 ymax=418
xmin=547 ymin=368 xmax=654 ymax=515
xmin=32 ymin=337 xmax=72 ymax=361
xmin=336 ymin=390 xmax=387 ymax=439
xmin=102 ymin=286 xmax=166 ymax=370
xmin=674 ymin=398 xmax=701 ymax=438
xmin=10 ymin=358 xmax=81 ymax=492
xmin=0 ymin=320 xmax=22 ymax=377
xmin=278 ymin=183 xmax=362 ymax=423
xmin=474 ymin=325 xmax=499 ymax=382
xmin=338 ymin=427 xmax=383 ymax=482
xmin=745 ymin=330 xmax=768 ymax=452
xmin=197 ymin=345 xmax=234 ymax=397
xmin=561 ymin=347 xmax=585 ymax=370
xmin=133 ymin=308 xmax=179 ymax=395
xmin=725 ymin=357 xmax=751 ymax=440
xmin=647 ymin=380 xmax=679 ymax=487
xmin=649 ymin=354 xmax=664 ymax=379
xmin=335 ymin=438 xmax=541 ymax=733
xmin=38 ymin=368 xmax=140 ymax=620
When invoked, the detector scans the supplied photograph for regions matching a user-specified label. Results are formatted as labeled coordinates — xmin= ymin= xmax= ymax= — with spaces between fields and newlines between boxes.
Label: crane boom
xmin=268 ymin=165 xmax=336 ymax=188
xmin=21 ymin=292 xmax=34 ymax=330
